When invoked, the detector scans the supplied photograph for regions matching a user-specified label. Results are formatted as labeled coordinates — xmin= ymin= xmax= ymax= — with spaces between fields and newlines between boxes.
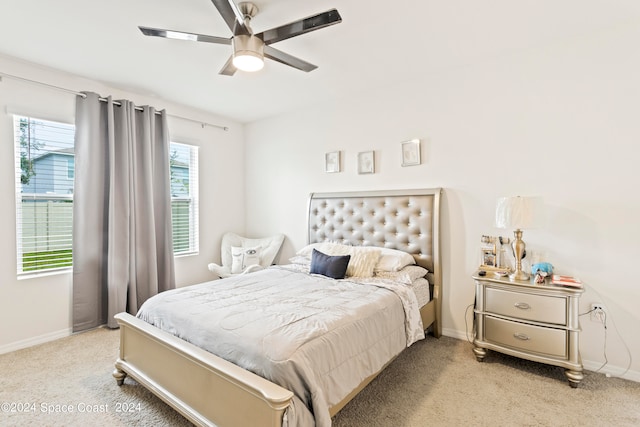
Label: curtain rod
xmin=0 ymin=71 xmax=229 ymax=131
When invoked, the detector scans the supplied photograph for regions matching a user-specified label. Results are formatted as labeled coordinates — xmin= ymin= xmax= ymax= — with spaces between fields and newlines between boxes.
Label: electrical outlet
xmin=590 ymin=303 xmax=606 ymax=322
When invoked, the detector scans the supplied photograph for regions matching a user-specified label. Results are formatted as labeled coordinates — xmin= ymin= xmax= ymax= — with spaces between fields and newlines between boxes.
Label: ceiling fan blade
xmin=210 ymin=0 xmax=250 ymax=35
xmin=257 ymin=9 xmax=342 ymax=45
xmin=264 ymin=45 xmax=317 ymax=72
xmin=219 ymin=56 xmax=237 ymax=76
xmin=139 ymin=26 xmax=231 ymax=45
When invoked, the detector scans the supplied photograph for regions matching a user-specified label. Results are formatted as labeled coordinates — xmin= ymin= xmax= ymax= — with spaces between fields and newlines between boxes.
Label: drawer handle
xmin=514 ymin=302 xmax=531 ymax=310
xmin=513 ymin=332 xmax=530 ymax=341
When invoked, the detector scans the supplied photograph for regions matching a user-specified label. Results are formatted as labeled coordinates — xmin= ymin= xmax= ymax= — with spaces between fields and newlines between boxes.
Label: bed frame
xmin=113 ymin=188 xmax=442 ymax=427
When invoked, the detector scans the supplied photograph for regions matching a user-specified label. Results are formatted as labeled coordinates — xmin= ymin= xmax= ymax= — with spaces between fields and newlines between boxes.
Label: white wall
xmin=244 ymin=24 xmax=640 ymax=380
xmin=2 ymin=21 xmax=639 ymax=381
xmin=0 ymin=55 xmax=245 ymax=352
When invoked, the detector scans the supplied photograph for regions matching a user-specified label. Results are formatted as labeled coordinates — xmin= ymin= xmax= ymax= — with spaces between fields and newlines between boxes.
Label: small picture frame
xmin=480 ymin=248 xmax=497 ymax=268
xmin=325 ymin=151 xmax=340 ymax=173
xmin=401 ymin=139 xmax=421 ymax=166
xmin=357 ymin=151 xmax=375 ymax=174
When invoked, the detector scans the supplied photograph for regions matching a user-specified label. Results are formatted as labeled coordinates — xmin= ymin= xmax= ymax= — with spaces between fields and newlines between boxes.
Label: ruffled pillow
xmin=346 ymin=247 xmax=381 ymax=278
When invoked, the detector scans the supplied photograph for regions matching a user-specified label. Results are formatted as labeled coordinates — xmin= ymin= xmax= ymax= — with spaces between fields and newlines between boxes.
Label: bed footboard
xmin=113 ymin=313 xmax=293 ymax=427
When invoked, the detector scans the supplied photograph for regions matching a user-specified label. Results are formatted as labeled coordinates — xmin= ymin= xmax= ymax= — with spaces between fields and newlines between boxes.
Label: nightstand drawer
xmin=485 ymin=287 xmax=566 ymax=325
xmin=485 ymin=316 xmax=567 ymax=358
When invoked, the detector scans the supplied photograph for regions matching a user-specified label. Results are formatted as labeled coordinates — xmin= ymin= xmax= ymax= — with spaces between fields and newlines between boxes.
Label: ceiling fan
xmin=138 ymin=0 xmax=342 ymax=76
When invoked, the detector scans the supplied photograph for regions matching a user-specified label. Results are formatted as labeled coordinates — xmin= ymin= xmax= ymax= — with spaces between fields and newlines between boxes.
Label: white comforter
xmin=137 ymin=266 xmax=425 ymax=426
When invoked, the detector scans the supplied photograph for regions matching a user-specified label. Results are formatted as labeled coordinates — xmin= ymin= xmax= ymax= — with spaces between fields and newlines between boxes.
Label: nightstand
xmin=472 ymin=272 xmax=584 ymax=387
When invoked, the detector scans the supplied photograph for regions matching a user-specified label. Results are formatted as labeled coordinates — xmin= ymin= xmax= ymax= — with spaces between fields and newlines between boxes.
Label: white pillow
xmin=346 ymin=247 xmax=382 ymax=278
xmin=374 ymin=265 xmax=428 ymax=285
xmin=296 ymin=242 xmax=340 ymax=258
xmin=375 ymin=248 xmax=416 ymax=272
xmin=231 ymin=246 xmax=262 ymax=274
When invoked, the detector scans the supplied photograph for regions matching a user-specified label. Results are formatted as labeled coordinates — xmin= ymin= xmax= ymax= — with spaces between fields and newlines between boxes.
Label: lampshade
xmin=232 ymin=35 xmax=264 ymax=72
xmin=495 ymin=196 xmax=541 ymax=230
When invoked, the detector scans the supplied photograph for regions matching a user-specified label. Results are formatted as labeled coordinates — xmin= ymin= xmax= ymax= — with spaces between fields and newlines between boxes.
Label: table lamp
xmin=495 ymin=196 xmax=540 ymax=281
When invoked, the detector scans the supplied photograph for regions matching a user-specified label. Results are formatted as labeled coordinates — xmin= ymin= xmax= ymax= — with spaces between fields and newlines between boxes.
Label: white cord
xmin=592 ymin=309 xmax=609 ymax=374
xmin=599 ymin=309 xmax=633 ymax=378
xmin=580 ymin=285 xmax=633 ymax=379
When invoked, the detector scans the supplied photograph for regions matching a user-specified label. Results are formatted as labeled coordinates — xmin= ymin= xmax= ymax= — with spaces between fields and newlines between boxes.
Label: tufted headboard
xmin=307 ymin=188 xmax=442 ymax=292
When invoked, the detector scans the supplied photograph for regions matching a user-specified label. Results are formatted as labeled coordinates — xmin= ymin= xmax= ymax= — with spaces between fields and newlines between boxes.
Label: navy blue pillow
xmin=310 ymin=249 xmax=351 ymax=279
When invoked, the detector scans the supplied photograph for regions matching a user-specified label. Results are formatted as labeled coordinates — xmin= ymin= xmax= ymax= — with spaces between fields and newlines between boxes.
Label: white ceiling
xmin=1 ymin=0 xmax=639 ymax=123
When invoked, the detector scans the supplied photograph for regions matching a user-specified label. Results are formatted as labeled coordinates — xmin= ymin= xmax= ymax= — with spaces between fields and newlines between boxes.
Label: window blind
xmin=170 ymin=142 xmax=199 ymax=255
xmin=13 ymin=115 xmax=75 ymax=274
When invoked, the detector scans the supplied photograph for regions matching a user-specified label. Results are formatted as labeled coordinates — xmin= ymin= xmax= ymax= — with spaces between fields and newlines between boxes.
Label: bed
xmin=113 ymin=188 xmax=442 ymax=426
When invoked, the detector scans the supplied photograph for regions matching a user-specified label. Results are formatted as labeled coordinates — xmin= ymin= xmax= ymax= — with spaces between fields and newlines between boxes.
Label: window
xmin=170 ymin=142 xmax=199 ymax=255
xmin=14 ymin=115 xmax=75 ymax=274
xmin=67 ymin=157 xmax=74 ymax=179
xmin=13 ymin=116 xmax=198 ymax=275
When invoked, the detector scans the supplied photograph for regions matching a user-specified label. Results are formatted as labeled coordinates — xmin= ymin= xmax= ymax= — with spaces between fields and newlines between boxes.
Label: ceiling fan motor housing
xmin=238 ymin=2 xmax=258 ymax=20
xmin=232 ymin=35 xmax=265 ymax=71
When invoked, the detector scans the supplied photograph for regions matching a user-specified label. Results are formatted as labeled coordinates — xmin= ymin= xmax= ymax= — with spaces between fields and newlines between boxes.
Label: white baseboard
xmin=442 ymin=327 xmax=472 ymax=342
xmin=582 ymin=360 xmax=640 ymax=383
xmin=441 ymin=328 xmax=639 ymax=383
xmin=0 ymin=328 xmax=72 ymax=355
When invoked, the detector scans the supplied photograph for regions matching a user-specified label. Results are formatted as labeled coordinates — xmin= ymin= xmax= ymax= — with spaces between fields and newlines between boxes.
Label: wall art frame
xmin=357 ymin=151 xmax=375 ymax=174
xmin=401 ymin=139 xmax=421 ymax=167
xmin=325 ymin=151 xmax=341 ymax=173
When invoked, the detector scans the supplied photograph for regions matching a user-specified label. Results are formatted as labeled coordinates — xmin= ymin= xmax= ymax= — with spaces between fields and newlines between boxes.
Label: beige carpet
xmin=1 ymin=327 xmax=639 ymax=426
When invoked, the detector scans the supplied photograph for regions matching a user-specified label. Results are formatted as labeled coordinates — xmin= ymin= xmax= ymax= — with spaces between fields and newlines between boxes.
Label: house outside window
xmin=67 ymin=157 xmax=74 ymax=179
xmin=13 ymin=115 xmax=200 ymax=275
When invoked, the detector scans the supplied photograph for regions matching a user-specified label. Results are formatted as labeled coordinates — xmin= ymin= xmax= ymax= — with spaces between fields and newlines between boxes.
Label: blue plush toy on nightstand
xmin=531 ymin=262 xmax=553 ymax=275
xmin=532 ymin=262 xmax=553 ymax=283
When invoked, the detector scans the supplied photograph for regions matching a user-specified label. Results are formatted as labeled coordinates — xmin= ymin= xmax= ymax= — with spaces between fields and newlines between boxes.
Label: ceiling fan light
xmin=232 ymin=35 xmax=265 ymax=72
xmin=233 ymin=52 xmax=264 ymax=72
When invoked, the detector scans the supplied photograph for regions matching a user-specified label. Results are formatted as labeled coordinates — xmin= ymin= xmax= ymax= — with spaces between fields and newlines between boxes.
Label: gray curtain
xmin=72 ymin=92 xmax=175 ymax=331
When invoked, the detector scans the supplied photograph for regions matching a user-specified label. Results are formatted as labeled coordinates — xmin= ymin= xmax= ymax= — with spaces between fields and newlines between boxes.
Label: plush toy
xmin=534 ymin=271 xmax=546 ymax=283
xmin=531 ymin=262 xmax=553 ymax=275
